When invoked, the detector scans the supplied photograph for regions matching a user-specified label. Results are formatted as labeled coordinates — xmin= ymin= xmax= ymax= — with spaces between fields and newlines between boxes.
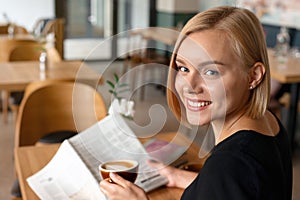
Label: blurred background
xmin=1 ymin=0 xmax=300 ymax=199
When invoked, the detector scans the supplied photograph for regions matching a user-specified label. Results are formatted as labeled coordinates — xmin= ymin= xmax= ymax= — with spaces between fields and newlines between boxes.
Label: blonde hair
xmin=167 ymin=6 xmax=270 ymax=121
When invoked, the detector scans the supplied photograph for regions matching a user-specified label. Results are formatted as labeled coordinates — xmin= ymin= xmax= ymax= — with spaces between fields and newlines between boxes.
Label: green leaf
xmin=118 ymin=88 xmax=131 ymax=93
xmin=108 ymin=89 xmax=114 ymax=94
xmin=106 ymin=80 xmax=115 ymax=89
xmin=113 ymin=73 xmax=119 ymax=83
xmin=117 ymin=83 xmax=129 ymax=88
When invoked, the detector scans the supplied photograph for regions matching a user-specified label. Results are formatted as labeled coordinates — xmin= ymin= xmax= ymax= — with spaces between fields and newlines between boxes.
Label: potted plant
xmin=106 ymin=73 xmax=135 ymax=119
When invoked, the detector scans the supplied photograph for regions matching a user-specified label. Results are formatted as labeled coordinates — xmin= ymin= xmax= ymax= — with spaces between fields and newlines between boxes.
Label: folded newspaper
xmin=27 ymin=113 xmax=186 ymax=200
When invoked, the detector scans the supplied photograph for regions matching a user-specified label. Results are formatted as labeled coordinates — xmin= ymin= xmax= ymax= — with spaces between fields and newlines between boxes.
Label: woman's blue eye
xmin=177 ymin=66 xmax=189 ymax=72
xmin=204 ymin=70 xmax=219 ymax=76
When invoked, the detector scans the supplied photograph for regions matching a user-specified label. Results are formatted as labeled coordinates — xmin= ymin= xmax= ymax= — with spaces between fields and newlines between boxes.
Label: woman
xmin=100 ymin=6 xmax=292 ymax=200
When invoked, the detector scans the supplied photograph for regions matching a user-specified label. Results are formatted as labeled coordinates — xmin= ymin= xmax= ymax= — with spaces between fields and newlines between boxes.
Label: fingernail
xmin=110 ymin=172 xmax=116 ymax=178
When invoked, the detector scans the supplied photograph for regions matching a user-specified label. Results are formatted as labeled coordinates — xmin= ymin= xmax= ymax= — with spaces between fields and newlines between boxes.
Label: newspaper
xmin=27 ymin=113 xmax=169 ymax=200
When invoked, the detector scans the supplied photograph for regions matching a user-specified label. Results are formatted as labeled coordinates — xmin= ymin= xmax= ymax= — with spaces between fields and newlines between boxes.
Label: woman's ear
xmin=248 ymin=62 xmax=265 ymax=89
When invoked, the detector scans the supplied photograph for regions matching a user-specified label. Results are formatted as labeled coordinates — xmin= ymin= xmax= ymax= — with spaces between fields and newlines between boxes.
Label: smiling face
xmin=174 ymin=30 xmax=250 ymax=126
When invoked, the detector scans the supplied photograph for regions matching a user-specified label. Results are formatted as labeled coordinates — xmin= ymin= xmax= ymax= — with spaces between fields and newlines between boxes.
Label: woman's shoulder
xmin=208 ymin=123 xmax=291 ymax=177
xmin=192 ymin=146 xmax=261 ymax=199
xmin=237 ymin=110 xmax=281 ymax=137
xmin=213 ymin=126 xmax=288 ymax=161
xmin=216 ymin=110 xmax=288 ymax=154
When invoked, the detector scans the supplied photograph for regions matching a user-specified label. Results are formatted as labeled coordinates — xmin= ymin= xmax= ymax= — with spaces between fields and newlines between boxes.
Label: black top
xmin=181 ymin=118 xmax=293 ymax=200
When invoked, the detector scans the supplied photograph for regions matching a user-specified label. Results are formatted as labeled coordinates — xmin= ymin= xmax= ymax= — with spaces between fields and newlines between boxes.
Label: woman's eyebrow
xmin=198 ymin=60 xmax=225 ymax=67
xmin=175 ymin=58 xmax=186 ymax=65
xmin=175 ymin=58 xmax=225 ymax=67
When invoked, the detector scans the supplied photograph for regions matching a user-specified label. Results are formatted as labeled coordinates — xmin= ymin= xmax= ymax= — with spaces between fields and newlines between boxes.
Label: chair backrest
xmin=9 ymin=43 xmax=45 ymax=61
xmin=15 ymin=80 xmax=107 ymax=147
xmin=0 ymin=39 xmax=41 ymax=62
xmin=9 ymin=44 xmax=62 ymax=63
xmin=41 ymin=18 xmax=65 ymax=58
xmin=32 ymin=18 xmax=52 ymax=36
xmin=13 ymin=25 xmax=28 ymax=34
xmin=46 ymin=47 xmax=62 ymax=62
xmin=0 ymin=24 xmax=9 ymax=34
xmin=0 ymin=24 xmax=28 ymax=34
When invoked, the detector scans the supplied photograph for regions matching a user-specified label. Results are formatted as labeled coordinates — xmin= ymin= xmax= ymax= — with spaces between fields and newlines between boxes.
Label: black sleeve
xmin=181 ymin=152 xmax=261 ymax=200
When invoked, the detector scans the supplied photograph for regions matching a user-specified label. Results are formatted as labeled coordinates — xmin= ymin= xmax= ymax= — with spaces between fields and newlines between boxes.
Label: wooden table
xmin=131 ymin=27 xmax=179 ymax=46
xmin=15 ymin=132 xmax=205 ymax=200
xmin=130 ymin=27 xmax=179 ymax=59
xmin=0 ymin=34 xmax=37 ymax=40
xmin=269 ymin=49 xmax=300 ymax=151
xmin=0 ymin=61 xmax=102 ymax=123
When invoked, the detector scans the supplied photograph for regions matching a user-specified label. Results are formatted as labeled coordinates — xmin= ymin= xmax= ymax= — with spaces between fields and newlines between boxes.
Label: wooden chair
xmin=0 ymin=39 xmax=44 ymax=123
xmin=30 ymin=18 xmax=65 ymax=58
xmin=0 ymin=24 xmax=9 ymax=34
xmin=8 ymin=43 xmax=45 ymax=61
xmin=11 ymin=80 xmax=107 ymax=198
xmin=12 ymin=25 xmax=28 ymax=34
xmin=9 ymin=44 xmax=62 ymax=62
xmin=15 ymin=80 xmax=107 ymax=147
xmin=31 ymin=18 xmax=51 ymax=36
xmin=0 ymin=24 xmax=28 ymax=35
xmin=0 ymin=39 xmax=40 ymax=62
xmin=5 ymin=43 xmax=62 ymax=122
xmin=41 ymin=18 xmax=65 ymax=59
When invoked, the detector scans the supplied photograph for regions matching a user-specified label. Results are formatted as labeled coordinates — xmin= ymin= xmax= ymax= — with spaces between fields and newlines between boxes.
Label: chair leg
xmin=1 ymin=90 xmax=9 ymax=123
xmin=10 ymin=104 xmax=19 ymax=123
xmin=11 ymin=179 xmax=22 ymax=198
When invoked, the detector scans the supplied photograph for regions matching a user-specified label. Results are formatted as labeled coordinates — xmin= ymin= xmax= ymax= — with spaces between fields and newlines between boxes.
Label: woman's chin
xmin=187 ymin=115 xmax=209 ymax=126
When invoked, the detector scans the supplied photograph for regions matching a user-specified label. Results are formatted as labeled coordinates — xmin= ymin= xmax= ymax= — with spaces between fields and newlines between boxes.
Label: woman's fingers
xmin=100 ymin=178 xmax=120 ymax=195
xmin=100 ymin=174 xmax=149 ymax=200
xmin=109 ymin=172 xmax=130 ymax=188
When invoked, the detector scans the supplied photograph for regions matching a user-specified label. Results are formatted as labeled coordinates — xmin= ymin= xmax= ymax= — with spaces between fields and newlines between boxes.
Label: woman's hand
xmin=99 ymin=172 xmax=149 ymax=200
xmin=147 ymin=160 xmax=198 ymax=189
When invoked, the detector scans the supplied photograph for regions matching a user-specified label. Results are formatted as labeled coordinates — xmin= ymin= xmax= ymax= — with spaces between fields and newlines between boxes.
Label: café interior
xmin=1 ymin=0 xmax=300 ymax=199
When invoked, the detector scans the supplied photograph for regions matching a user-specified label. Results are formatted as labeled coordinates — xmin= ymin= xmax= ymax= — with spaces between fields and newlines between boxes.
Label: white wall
xmin=131 ymin=0 xmax=149 ymax=28
xmin=157 ymin=0 xmax=200 ymax=13
xmin=0 ymin=0 xmax=55 ymax=31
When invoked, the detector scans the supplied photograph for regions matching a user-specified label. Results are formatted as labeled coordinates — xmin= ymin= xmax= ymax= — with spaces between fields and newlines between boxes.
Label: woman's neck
xmin=211 ymin=110 xmax=279 ymax=145
xmin=211 ymin=110 xmax=249 ymax=144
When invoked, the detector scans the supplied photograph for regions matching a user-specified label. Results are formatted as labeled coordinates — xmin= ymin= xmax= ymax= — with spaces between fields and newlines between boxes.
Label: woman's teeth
xmin=188 ymin=100 xmax=211 ymax=107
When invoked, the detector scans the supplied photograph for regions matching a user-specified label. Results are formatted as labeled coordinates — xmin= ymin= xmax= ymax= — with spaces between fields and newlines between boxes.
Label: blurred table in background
xmin=131 ymin=27 xmax=179 ymax=46
xmin=269 ymin=48 xmax=300 ymax=152
xmin=0 ymin=34 xmax=35 ymax=40
xmin=0 ymin=61 xmax=102 ymax=123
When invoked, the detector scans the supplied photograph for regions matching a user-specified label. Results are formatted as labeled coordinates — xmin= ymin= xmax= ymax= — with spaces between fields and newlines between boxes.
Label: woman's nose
xmin=186 ymin=72 xmax=204 ymax=94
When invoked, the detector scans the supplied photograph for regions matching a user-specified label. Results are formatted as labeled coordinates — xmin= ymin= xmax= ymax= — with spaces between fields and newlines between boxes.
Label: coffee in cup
xmin=99 ymin=159 xmax=139 ymax=183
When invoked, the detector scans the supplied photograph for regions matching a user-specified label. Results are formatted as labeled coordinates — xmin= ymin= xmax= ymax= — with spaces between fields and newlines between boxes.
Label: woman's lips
xmin=186 ymin=99 xmax=212 ymax=111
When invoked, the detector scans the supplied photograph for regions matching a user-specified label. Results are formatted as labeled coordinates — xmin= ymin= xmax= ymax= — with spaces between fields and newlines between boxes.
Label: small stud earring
xmin=249 ymin=85 xmax=253 ymax=90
